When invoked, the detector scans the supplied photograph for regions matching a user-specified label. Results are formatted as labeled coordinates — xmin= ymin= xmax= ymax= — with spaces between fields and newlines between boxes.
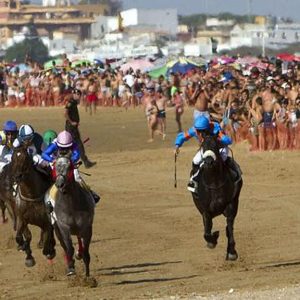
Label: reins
xmin=17 ymin=185 xmax=44 ymax=202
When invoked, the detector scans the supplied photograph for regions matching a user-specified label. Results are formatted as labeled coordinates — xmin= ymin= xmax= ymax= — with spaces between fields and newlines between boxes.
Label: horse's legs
xmin=225 ymin=187 xmax=240 ymax=261
xmin=37 ymin=229 xmax=44 ymax=249
xmin=55 ymin=225 xmax=75 ymax=276
xmin=41 ymin=225 xmax=56 ymax=260
xmin=75 ymin=236 xmax=83 ymax=260
xmin=22 ymin=225 xmax=36 ymax=267
xmin=0 ymin=200 xmax=7 ymax=223
xmin=226 ymin=215 xmax=238 ymax=261
xmin=15 ymin=217 xmax=25 ymax=250
xmin=202 ymin=213 xmax=219 ymax=249
xmin=16 ymin=222 xmax=35 ymax=267
xmin=81 ymin=227 xmax=92 ymax=277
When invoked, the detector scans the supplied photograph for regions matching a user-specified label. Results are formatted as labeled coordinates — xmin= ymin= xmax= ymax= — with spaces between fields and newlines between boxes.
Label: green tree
xmin=5 ymin=37 xmax=49 ymax=64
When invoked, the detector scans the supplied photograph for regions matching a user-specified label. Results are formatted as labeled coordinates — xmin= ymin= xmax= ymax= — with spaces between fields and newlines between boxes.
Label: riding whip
xmin=83 ymin=137 xmax=90 ymax=144
xmin=174 ymin=153 xmax=177 ymax=188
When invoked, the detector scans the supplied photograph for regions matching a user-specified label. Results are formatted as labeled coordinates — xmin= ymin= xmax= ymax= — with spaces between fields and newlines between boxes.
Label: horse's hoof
xmin=75 ymin=251 xmax=83 ymax=260
xmin=1 ymin=217 xmax=8 ymax=224
xmin=25 ymin=258 xmax=36 ymax=267
xmin=66 ymin=267 xmax=76 ymax=276
xmin=226 ymin=252 xmax=238 ymax=261
xmin=17 ymin=245 xmax=24 ymax=252
xmin=207 ymin=242 xmax=217 ymax=249
xmin=46 ymin=252 xmax=56 ymax=260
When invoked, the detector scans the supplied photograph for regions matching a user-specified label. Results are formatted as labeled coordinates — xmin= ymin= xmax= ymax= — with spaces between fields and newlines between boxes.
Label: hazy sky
xmin=122 ymin=0 xmax=300 ymax=21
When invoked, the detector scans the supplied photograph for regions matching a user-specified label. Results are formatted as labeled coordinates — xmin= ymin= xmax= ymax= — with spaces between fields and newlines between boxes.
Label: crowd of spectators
xmin=1 ymin=54 xmax=300 ymax=150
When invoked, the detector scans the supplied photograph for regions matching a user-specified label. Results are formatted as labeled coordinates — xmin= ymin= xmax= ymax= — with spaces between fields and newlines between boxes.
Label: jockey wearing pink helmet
xmin=42 ymin=130 xmax=80 ymax=163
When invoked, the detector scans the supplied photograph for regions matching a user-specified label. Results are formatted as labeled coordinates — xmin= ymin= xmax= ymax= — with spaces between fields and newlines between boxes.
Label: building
xmin=120 ymin=8 xmax=178 ymax=36
xmin=0 ymin=0 xmax=98 ymax=47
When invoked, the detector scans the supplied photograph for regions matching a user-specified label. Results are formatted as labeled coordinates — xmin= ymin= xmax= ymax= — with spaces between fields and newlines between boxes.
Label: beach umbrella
xmin=44 ymin=58 xmax=63 ymax=70
xmin=71 ymin=59 xmax=92 ymax=67
xmin=148 ymin=65 xmax=168 ymax=78
xmin=120 ymin=59 xmax=154 ymax=73
xmin=166 ymin=57 xmax=199 ymax=75
xmin=276 ymin=53 xmax=295 ymax=62
xmin=10 ymin=63 xmax=32 ymax=73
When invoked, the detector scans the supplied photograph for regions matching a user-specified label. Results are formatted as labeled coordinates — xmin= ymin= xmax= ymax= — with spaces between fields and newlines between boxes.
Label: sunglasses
xmin=73 ymin=91 xmax=81 ymax=95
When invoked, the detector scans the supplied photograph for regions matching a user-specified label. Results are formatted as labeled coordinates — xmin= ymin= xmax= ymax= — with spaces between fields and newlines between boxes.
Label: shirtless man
xmin=261 ymin=85 xmax=277 ymax=151
xmin=156 ymin=87 xmax=167 ymax=140
xmin=86 ymin=78 xmax=98 ymax=115
xmin=190 ymin=82 xmax=210 ymax=121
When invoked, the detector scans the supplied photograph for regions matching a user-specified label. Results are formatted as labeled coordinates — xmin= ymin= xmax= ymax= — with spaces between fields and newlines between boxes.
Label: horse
xmin=10 ymin=145 xmax=56 ymax=267
xmin=53 ymin=154 xmax=94 ymax=277
xmin=0 ymin=163 xmax=17 ymax=227
xmin=192 ymin=134 xmax=243 ymax=260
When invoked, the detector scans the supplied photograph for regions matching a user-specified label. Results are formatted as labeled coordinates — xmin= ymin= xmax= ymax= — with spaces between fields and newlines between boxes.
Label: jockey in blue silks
xmin=42 ymin=130 xmax=100 ymax=204
xmin=174 ymin=115 xmax=241 ymax=193
xmin=42 ymin=130 xmax=80 ymax=164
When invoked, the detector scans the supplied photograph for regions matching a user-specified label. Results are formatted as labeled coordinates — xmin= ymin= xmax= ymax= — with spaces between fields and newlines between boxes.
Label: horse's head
xmin=11 ymin=145 xmax=32 ymax=182
xmin=201 ymin=135 xmax=222 ymax=170
xmin=54 ymin=155 xmax=74 ymax=192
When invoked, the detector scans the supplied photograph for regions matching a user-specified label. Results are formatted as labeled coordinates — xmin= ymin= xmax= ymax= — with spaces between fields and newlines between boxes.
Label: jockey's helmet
xmin=3 ymin=120 xmax=18 ymax=133
xmin=43 ymin=130 xmax=57 ymax=147
xmin=56 ymin=131 xmax=73 ymax=148
xmin=0 ymin=130 xmax=6 ymax=145
xmin=194 ymin=116 xmax=210 ymax=131
xmin=19 ymin=124 xmax=35 ymax=142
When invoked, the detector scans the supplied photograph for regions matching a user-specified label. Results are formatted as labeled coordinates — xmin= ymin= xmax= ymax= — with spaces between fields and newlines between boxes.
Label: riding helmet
xmin=19 ymin=124 xmax=35 ymax=142
xmin=194 ymin=116 xmax=210 ymax=131
xmin=43 ymin=130 xmax=57 ymax=147
xmin=56 ymin=131 xmax=73 ymax=148
xmin=3 ymin=120 xmax=17 ymax=132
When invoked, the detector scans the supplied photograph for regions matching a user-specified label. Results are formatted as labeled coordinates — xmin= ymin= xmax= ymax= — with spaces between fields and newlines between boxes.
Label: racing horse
xmin=53 ymin=154 xmax=94 ymax=277
xmin=0 ymin=163 xmax=16 ymax=226
xmin=10 ymin=145 xmax=56 ymax=267
xmin=192 ymin=134 xmax=243 ymax=260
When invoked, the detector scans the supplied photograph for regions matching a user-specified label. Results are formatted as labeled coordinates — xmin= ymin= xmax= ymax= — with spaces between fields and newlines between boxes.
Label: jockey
xmin=0 ymin=120 xmax=18 ymax=171
xmin=174 ymin=115 xmax=241 ymax=193
xmin=13 ymin=124 xmax=47 ymax=167
xmin=42 ymin=130 xmax=80 ymax=164
xmin=42 ymin=130 xmax=100 ymax=203
xmin=42 ymin=130 xmax=57 ymax=151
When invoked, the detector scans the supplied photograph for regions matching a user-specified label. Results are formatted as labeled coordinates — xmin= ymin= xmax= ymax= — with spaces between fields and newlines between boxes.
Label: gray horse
xmin=53 ymin=155 xmax=94 ymax=277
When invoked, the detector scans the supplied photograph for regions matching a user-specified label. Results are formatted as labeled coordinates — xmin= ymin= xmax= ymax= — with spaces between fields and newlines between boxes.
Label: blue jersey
xmin=175 ymin=122 xmax=232 ymax=148
xmin=42 ymin=142 xmax=80 ymax=163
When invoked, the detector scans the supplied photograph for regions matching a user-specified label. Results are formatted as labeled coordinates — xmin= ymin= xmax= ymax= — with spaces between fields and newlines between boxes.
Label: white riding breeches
xmin=192 ymin=147 xmax=229 ymax=166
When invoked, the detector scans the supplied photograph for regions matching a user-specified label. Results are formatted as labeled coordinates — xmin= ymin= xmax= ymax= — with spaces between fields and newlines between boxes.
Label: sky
xmin=122 ymin=0 xmax=300 ymax=21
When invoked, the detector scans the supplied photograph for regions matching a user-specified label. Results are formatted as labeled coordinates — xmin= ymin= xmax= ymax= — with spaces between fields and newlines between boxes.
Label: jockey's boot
xmin=90 ymin=190 xmax=100 ymax=204
xmin=187 ymin=163 xmax=200 ymax=193
xmin=226 ymin=157 xmax=242 ymax=182
xmin=45 ymin=200 xmax=53 ymax=214
xmin=84 ymin=160 xmax=97 ymax=169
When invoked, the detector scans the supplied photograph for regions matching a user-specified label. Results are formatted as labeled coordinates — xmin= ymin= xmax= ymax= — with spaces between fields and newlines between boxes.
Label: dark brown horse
xmin=10 ymin=145 xmax=56 ymax=267
xmin=192 ymin=135 xmax=243 ymax=260
xmin=53 ymin=155 xmax=94 ymax=277
xmin=0 ymin=163 xmax=17 ymax=227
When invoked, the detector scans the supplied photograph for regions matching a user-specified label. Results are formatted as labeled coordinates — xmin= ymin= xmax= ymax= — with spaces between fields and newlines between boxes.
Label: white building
xmin=120 ymin=8 xmax=178 ymax=35
xmin=91 ymin=16 xmax=118 ymax=39
xmin=230 ymin=24 xmax=268 ymax=49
